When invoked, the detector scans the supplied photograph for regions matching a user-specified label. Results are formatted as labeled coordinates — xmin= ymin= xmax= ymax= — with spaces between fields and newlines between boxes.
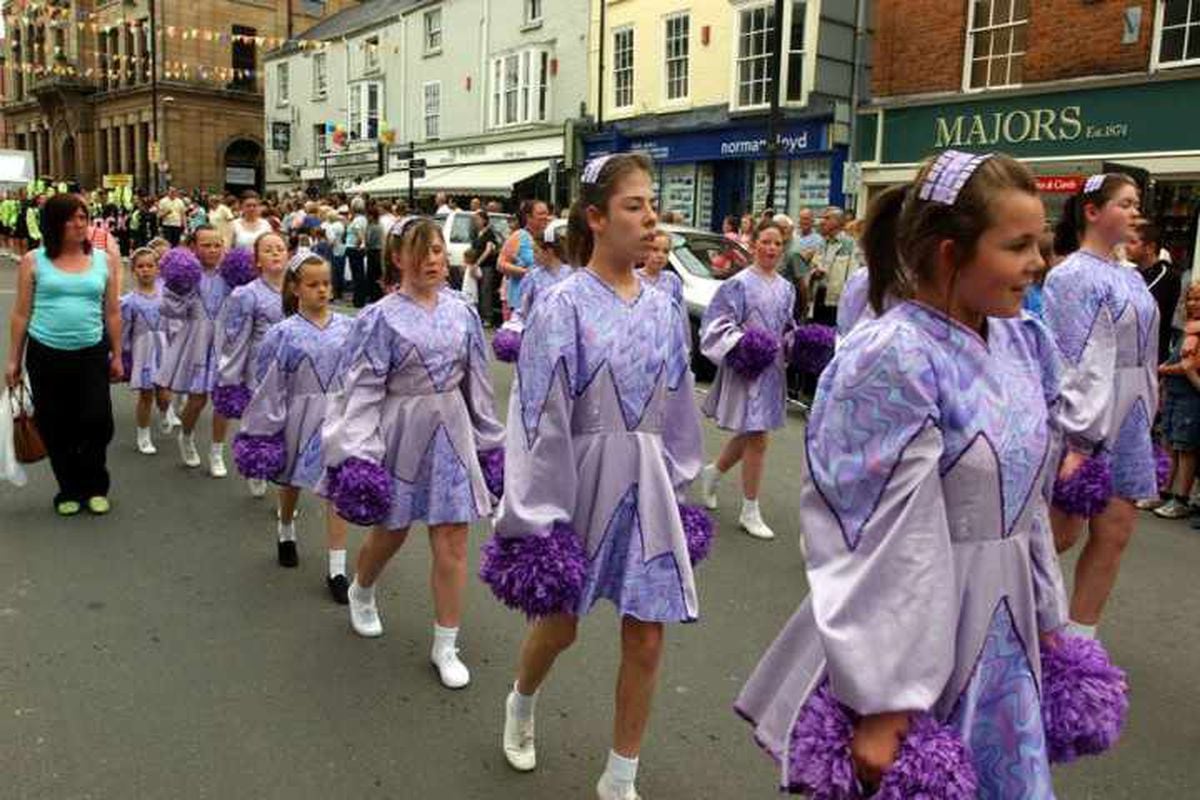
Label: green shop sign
xmin=860 ymin=77 xmax=1200 ymax=164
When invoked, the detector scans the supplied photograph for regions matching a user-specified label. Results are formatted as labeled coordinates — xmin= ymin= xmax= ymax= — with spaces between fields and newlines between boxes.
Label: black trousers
xmin=162 ymin=224 xmax=183 ymax=247
xmin=479 ymin=264 xmax=501 ymax=327
xmin=25 ymin=336 xmax=115 ymax=504
xmin=365 ymin=249 xmax=384 ymax=304
xmin=348 ymin=249 xmax=368 ymax=308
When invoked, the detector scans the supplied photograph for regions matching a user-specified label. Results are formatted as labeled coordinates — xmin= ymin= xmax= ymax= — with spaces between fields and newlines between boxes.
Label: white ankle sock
xmin=604 ymin=750 xmax=639 ymax=789
xmin=277 ymin=521 xmax=296 ymax=543
xmin=704 ymin=463 xmax=721 ymax=480
xmin=511 ymin=681 xmax=538 ymax=720
xmin=1067 ymin=620 xmax=1097 ymax=640
xmin=433 ymin=623 xmax=459 ymax=654
xmin=328 ymin=549 xmax=346 ymax=577
xmin=210 ymin=442 xmax=224 ymax=458
xmin=742 ymin=497 xmax=760 ymax=515
xmin=349 ymin=578 xmax=374 ymax=602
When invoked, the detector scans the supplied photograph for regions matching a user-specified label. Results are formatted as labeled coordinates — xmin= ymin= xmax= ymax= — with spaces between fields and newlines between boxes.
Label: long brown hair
xmin=281 ymin=253 xmax=326 ymax=317
xmin=383 ymin=218 xmax=444 ymax=289
xmin=567 ymin=153 xmax=653 ymax=266
xmin=861 ymin=152 xmax=1038 ymax=314
xmin=42 ymin=193 xmax=92 ymax=259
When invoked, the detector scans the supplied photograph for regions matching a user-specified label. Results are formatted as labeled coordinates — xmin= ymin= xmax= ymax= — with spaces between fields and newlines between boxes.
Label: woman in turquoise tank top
xmin=5 ymin=193 xmax=123 ymax=516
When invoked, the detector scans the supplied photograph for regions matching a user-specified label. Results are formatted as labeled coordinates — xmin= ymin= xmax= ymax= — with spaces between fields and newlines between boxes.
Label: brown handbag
xmin=11 ymin=384 xmax=46 ymax=464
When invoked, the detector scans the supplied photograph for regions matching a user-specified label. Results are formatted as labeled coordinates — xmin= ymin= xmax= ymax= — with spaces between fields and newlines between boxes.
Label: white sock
xmin=349 ymin=578 xmax=374 ymax=602
xmin=328 ymin=549 xmax=347 ymax=578
xmin=603 ymin=750 xmax=639 ymax=790
xmin=277 ymin=521 xmax=297 ymax=543
xmin=511 ymin=680 xmax=538 ymax=720
xmin=433 ymin=623 xmax=459 ymax=655
xmin=742 ymin=497 xmax=760 ymax=515
xmin=137 ymin=426 xmax=151 ymax=437
xmin=703 ymin=463 xmax=722 ymax=480
xmin=1067 ymin=620 xmax=1097 ymax=640
xmin=210 ymin=442 xmax=224 ymax=458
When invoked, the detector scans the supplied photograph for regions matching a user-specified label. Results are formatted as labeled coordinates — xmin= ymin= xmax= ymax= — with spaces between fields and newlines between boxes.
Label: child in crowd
xmin=119 ymin=247 xmax=174 ymax=454
xmin=233 ymin=250 xmax=354 ymax=602
xmin=1154 ymin=284 xmax=1200 ymax=520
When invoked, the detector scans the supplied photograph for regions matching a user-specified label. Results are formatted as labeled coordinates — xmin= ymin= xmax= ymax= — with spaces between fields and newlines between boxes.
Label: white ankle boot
xmin=700 ymin=464 xmax=721 ymax=510
xmin=348 ymin=579 xmax=383 ymax=637
xmin=178 ymin=432 xmax=201 ymax=468
xmin=503 ymin=690 xmax=537 ymax=772
xmin=136 ymin=427 xmax=157 ymax=455
xmin=738 ymin=499 xmax=776 ymax=540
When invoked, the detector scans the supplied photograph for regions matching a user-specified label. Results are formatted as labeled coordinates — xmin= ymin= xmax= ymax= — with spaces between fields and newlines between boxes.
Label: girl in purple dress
xmin=120 ymin=247 xmax=173 ymax=455
xmin=233 ymin=251 xmax=354 ymax=603
xmin=490 ymin=221 xmax=573 ymax=364
xmin=213 ymin=230 xmax=287 ymax=494
xmin=737 ymin=151 xmax=1127 ymax=799
xmin=319 ymin=218 xmax=505 ymax=690
xmin=1043 ymin=174 xmax=1158 ymax=640
xmin=157 ymin=226 xmax=230 ymax=474
xmin=698 ymin=220 xmax=796 ymax=541
xmin=636 ymin=229 xmax=684 ymax=306
xmin=479 ymin=154 xmax=708 ymax=800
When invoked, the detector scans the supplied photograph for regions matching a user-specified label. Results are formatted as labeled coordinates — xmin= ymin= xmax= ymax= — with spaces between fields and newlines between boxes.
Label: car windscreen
xmin=671 ymin=232 xmax=749 ymax=280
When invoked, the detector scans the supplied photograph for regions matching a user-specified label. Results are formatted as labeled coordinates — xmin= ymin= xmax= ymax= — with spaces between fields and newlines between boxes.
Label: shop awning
xmin=353 ymin=160 xmax=547 ymax=197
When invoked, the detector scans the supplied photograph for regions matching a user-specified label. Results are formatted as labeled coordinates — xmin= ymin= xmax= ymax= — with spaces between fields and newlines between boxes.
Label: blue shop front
xmin=583 ymin=119 xmax=846 ymax=232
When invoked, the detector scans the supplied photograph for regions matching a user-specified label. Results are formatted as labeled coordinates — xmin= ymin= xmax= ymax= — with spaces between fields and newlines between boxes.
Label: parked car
xmin=660 ymin=224 xmax=751 ymax=380
xmin=435 ymin=210 xmax=514 ymax=271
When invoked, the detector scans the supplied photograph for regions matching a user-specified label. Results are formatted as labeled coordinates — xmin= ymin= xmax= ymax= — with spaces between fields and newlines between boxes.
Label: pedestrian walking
xmin=699 ymin=219 xmax=796 ymax=541
xmin=5 ymin=193 xmax=123 ymax=516
xmin=737 ymin=150 xmax=1127 ymax=798
xmin=363 ymin=201 xmax=385 ymax=305
xmin=213 ymin=230 xmax=287 ymax=495
xmin=232 ymin=250 xmax=354 ymax=602
xmin=1044 ymin=173 xmax=1158 ymax=640
xmin=345 ymin=198 xmax=369 ymax=308
xmin=157 ymin=227 xmax=231 ymax=476
xmin=119 ymin=247 xmax=176 ymax=455
xmin=478 ymin=154 xmax=708 ymax=800
xmin=1155 ymin=284 xmax=1200 ymax=520
xmin=470 ymin=209 xmax=501 ymax=327
xmin=319 ymin=218 xmax=504 ymax=689
xmin=157 ymin=187 xmax=187 ymax=247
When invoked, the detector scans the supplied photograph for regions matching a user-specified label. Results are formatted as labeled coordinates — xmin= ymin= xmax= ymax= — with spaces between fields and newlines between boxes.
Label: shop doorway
xmin=223 ymin=138 xmax=263 ymax=193
xmin=712 ymin=161 xmax=749 ymax=232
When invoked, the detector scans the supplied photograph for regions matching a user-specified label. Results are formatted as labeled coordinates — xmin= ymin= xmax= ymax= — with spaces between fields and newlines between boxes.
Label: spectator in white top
xmin=435 ymin=192 xmax=454 ymax=215
xmin=228 ymin=190 xmax=273 ymax=250
xmin=157 ymin=187 xmax=188 ymax=247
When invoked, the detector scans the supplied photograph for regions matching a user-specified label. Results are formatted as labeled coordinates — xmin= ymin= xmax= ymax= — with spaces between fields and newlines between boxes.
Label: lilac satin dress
xmin=119 ymin=289 xmax=166 ymax=391
xmin=1043 ymin=251 xmax=1159 ymax=499
xmin=494 ymin=270 xmax=705 ymax=622
xmin=156 ymin=269 xmax=230 ymax=394
xmin=636 ymin=268 xmax=684 ymax=306
xmin=736 ymin=302 xmax=1069 ymax=798
xmin=216 ymin=278 xmax=284 ymax=393
xmin=239 ymin=313 xmax=353 ymax=490
xmin=700 ymin=268 xmax=795 ymax=433
xmin=319 ymin=289 xmax=504 ymax=530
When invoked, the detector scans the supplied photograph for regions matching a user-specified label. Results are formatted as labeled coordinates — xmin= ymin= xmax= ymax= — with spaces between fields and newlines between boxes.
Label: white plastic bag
xmin=0 ymin=385 xmax=28 ymax=487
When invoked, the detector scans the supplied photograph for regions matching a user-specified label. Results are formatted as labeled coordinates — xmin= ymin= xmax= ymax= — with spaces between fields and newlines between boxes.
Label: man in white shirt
xmin=157 ymin=187 xmax=187 ymax=246
xmin=435 ymin=192 xmax=453 ymax=215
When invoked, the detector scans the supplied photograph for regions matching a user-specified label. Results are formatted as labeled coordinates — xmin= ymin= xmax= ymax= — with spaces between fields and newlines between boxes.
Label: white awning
xmin=353 ymin=160 xmax=547 ymax=197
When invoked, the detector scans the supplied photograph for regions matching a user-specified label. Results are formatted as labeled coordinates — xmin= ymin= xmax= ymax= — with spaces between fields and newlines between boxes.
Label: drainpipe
xmin=765 ymin=0 xmax=785 ymax=212
xmin=596 ymin=0 xmax=606 ymax=129
xmin=845 ymin=0 xmax=868 ymax=214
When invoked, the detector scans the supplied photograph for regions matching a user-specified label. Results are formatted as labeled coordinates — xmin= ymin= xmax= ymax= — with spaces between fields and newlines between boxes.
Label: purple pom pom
xmin=160 ymin=247 xmax=202 ymax=295
xmin=479 ymin=447 xmax=505 ymax=498
xmin=678 ymin=503 xmax=714 ymax=564
xmin=120 ymin=350 xmax=133 ymax=383
xmin=1041 ymin=632 xmax=1128 ymax=764
xmin=875 ymin=714 xmax=978 ymax=799
xmin=786 ymin=683 xmax=858 ymax=799
xmin=231 ymin=432 xmax=286 ymax=480
xmin=727 ymin=326 xmax=780 ymax=379
xmin=492 ymin=328 xmax=522 ymax=363
xmin=1156 ymin=445 xmax=1172 ymax=493
xmin=791 ymin=323 xmax=836 ymax=375
xmin=212 ymin=383 xmax=252 ymax=419
xmin=1052 ymin=452 xmax=1112 ymax=517
xmin=328 ymin=457 xmax=393 ymax=526
xmin=479 ymin=522 xmax=588 ymax=618
xmin=219 ymin=247 xmax=258 ymax=288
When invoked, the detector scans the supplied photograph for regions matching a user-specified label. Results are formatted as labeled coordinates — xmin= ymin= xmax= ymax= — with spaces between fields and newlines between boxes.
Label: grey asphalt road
xmin=1 ymin=261 xmax=1196 ymax=799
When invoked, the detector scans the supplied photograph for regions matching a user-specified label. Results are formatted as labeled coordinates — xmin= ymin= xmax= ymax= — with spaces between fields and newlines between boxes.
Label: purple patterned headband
xmin=918 ymin=150 xmax=993 ymax=205
xmin=388 ymin=215 xmax=421 ymax=238
xmin=581 ymin=155 xmax=614 ymax=186
xmin=1083 ymin=174 xmax=1107 ymax=194
xmin=287 ymin=248 xmax=325 ymax=274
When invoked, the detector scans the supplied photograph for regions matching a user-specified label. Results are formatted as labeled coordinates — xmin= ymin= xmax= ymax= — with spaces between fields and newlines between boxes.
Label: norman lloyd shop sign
xmin=858 ymin=77 xmax=1200 ymax=164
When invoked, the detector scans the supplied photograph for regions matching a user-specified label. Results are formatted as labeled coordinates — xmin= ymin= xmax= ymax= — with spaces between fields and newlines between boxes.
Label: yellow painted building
xmin=582 ymin=0 xmax=864 ymax=229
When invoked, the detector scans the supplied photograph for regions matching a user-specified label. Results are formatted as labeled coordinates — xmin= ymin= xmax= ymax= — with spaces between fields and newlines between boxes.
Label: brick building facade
xmin=0 ymin=0 xmax=357 ymax=193
xmin=858 ymin=0 xmax=1200 ymax=266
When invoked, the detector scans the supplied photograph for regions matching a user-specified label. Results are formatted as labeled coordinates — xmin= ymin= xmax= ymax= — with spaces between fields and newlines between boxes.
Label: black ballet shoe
xmin=277 ymin=541 xmax=299 ymax=568
xmin=327 ymin=574 xmax=350 ymax=604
